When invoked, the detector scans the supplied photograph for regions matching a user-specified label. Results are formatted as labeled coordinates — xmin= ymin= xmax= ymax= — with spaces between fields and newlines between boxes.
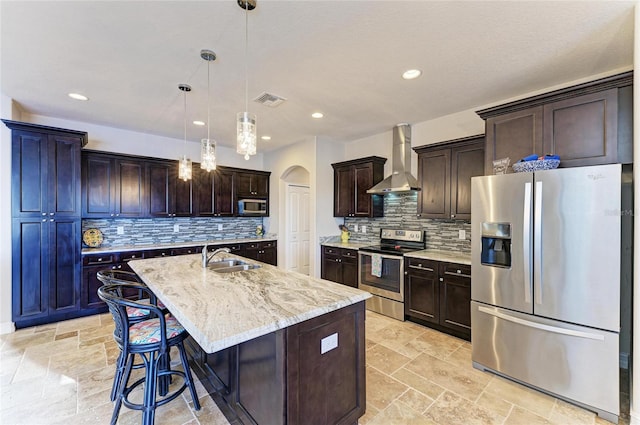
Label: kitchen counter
xmin=128 ymin=253 xmax=369 ymax=425
xmin=82 ymin=236 xmax=277 ymax=255
xmin=320 ymin=241 xmax=370 ymax=249
xmin=404 ymin=249 xmax=471 ymax=265
xmin=128 ymin=253 xmax=370 ymax=353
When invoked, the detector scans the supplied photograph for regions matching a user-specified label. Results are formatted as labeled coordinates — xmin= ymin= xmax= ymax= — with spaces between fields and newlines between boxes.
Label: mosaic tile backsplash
xmin=82 ymin=217 xmax=265 ymax=248
xmin=343 ymin=192 xmax=471 ymax=253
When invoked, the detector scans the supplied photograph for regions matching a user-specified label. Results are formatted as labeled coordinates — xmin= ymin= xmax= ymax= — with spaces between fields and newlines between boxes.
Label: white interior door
xmin=286 ymin=184 xmax=310 ymax=275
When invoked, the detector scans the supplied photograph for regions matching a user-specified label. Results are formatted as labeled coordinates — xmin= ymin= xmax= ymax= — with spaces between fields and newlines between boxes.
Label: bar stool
xmin=97 ymin=269 xmax=169 ymax=402
xmin=98 ymin=283 xmax=201 ymax=425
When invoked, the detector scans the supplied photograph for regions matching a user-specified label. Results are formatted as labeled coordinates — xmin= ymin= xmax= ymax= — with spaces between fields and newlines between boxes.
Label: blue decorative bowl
xmin=512 ymin=159 xmax=560 ymax=173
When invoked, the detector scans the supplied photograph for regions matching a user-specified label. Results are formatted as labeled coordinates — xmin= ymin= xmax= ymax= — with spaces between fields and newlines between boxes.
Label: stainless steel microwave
xmin=238 ymin=198 xmax=267 ymax=216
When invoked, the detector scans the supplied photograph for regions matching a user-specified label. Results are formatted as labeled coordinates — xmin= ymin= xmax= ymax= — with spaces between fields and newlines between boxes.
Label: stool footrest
xmin=122 ymin=370 xmax=189 ymax=411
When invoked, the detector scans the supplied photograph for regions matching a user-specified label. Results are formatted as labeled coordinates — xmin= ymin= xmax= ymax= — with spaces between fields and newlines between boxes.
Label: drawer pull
xmin=444 ymin=271 xmax=471 ymax=278
xmin=408 ymin=265 xmax=433 ymax=272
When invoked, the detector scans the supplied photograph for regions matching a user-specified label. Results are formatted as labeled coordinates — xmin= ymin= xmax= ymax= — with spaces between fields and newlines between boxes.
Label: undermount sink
xmin=208 ymin=259 xmax=261 ymax=273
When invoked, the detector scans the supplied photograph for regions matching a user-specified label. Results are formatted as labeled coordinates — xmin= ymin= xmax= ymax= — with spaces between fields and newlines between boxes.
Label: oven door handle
xmin=358 ymin=251 xmax=404 ymax=261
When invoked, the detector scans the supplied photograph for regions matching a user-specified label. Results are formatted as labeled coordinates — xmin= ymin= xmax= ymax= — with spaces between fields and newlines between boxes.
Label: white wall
xmin=22 ymin=113 xmax=265 ymax=169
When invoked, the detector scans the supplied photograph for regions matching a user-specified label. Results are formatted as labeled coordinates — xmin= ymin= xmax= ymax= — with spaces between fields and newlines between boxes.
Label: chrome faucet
xmin=202 ymin=246 xmax=231 ymax=268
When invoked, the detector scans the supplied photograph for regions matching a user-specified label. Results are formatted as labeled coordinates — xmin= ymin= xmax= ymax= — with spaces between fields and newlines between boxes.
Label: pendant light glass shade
xmin=200 ymin=49 xmax=217 ymax=171
xmin=236 ymin=112 xmax=256 ymax=161
xmin=237 ymin=0 xmax=257 ymax=161
xmin=179 ymin=154 xmax=192 ymax=181
xmin=200 ymin=138 xmax=216 ymax=171
xmin=178 ymin=83 xmax=192 ymax=181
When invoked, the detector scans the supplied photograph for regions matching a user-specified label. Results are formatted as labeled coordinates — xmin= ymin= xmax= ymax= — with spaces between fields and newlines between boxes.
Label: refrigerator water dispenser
xmin=480 ymin=222 xmax=511 ymax=267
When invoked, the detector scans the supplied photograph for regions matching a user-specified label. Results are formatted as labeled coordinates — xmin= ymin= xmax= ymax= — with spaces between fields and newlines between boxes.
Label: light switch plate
xmin=321 ymin=333 xmax=338 ymax=354
xmin=354 ymin=224 xmax=359 ymax=232
xmin=459 ymin=229 xmax=466 ymax=240
xmin=173 ymin=224 xmax=180 ymax=233
xmin=117 ymin=226 xmax=124 ymax=235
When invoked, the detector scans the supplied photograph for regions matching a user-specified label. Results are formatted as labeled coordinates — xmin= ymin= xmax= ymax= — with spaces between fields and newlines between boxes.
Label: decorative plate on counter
xmin=82 ymin=228 xmax=104 ymax=247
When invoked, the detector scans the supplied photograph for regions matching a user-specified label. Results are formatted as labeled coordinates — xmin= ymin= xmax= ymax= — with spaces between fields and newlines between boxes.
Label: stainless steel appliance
xmin=471 ymin=164 xmax=625 ymax=423
xmin=359 ymin=228 xmax=425 ymax=320
xmin=237 ymin=198 xmax=267 ymax=216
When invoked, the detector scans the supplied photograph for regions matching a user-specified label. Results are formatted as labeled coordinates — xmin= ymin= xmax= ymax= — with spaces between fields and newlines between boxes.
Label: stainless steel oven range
xmin=358 ymin=228 xmax=425 ymax=321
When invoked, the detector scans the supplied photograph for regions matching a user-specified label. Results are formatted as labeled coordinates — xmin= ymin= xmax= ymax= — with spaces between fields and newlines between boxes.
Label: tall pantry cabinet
xmin=4 ymin=120 xmax=87 ymax=328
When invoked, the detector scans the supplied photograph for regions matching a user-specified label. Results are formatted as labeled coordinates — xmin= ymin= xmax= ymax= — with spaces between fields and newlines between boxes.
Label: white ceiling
xmin=1 ymin=1 xmax=634 ymax=153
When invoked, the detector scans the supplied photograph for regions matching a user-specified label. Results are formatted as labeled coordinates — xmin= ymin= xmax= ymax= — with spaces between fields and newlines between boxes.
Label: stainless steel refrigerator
xmin=471 ymin=163 xmax=623 ymax=423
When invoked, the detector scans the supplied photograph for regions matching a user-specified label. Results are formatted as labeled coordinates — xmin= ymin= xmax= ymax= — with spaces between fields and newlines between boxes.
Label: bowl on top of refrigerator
xmin=512 ymin=155 xmax=560 ymax=173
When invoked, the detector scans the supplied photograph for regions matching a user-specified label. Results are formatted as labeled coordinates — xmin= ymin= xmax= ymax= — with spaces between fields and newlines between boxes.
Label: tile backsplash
xmin=344 ymin=192 xmax=471 ymax=253
xmin=82 ymin=217 xmax=264 ymax=248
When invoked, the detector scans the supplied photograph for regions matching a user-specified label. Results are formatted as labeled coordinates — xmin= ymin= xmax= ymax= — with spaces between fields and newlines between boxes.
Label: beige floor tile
xmin=398 ymin=388 xmax=435 ymax=414
xmin=56 ymin=315 xmax=102 ymax=334
xmin=405 ymin=353 xmax=491 ymax=401
xmin=548 ymin=400 xmax=596 ymax=425
xmin=191 ymin=394 xmax=231 ymax=425
xmin=358 ymin=404 xmax=380 ymax=424
xmin=78 ymin=323 xmax=114 ymax=342
xmin=484 ymin=375 xmax=556 ymax=419
xmin=366 ymin=344 xmax=412 ymax=375
xmin=425 ymin=391 xmax=504 ymax=425
xmin=476 ymin=390 xmax=514 ymax=419
xmin=505 ymin=406 xmax=553 ymax=425
xmin=365 ymin=338 xmax=378 ymax=351
xmin=11 ymin=355 xmax=50 ymax=383
xmin=77 ymin=364 xmax=117 ymax=399
xmin=0 ymin=375 xmax=45 ymax=411
xmin=366 ymin=366 xmax=408 ymax=411
xmin=404 ymin=329 xmax=465 ymax=360
xmin=0 ymin=330 xmax=56 ymax=352
xmin=49 ymin=343 xmax=107 ymax=378
xmin=365 ymin=311 xmax=400 ymax=333
xmin=391 ymin=367 xmax=446 ymax=400
xmin=369 ymin=322 xmax=426 ymax=349
xmin=367 ymin=400 xmax=437 ymax=425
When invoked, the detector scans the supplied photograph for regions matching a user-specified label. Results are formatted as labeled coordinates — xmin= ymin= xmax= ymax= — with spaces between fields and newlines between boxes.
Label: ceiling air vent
xmin=253 ymin=92 xmax=287 ymax=108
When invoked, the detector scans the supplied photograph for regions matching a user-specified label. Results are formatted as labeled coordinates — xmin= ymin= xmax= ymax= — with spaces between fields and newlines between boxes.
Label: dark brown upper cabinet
xmin=82 ymin=152 xmax=146 ymax=218
xmin=147 ymin=160 xmax=192 ymax=217
xmin=414 ymin=136 xmax=484 ymax=220
xmin=478 ymin=71 xmax=632 ymax=174
xmin=332 ymin=156 xmax=386 ymax=218
xmin=194 ymin=167 xmax=235 ymax=217
xmin=236 ymin=171 xmax=269 ymax=198
xmin=7 ymin=121 xmax=85 ymax=218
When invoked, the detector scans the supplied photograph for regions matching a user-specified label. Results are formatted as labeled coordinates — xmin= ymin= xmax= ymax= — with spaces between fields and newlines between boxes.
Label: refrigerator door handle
xmin=478 ymin=306 xmax=605 ymax=341
xmin=534 ymin=180 xmax=543 ymax=305
xmin=523 ymin=182 xmax=532 ymax=304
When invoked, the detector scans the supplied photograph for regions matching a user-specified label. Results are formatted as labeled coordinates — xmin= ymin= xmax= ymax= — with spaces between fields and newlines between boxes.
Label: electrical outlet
xmin=173 ymin=224 xmax=180 ymax=233
xmin=354 ymin=224 xmax=359 ymax=232
xmin=362 ymin=225 xmax=367 ymax=233
xmin=458 ymin=229 xmax=466 ymax=240
xmin=218 ymin=224 xmax=223 ymax=231
xmin=117 ymin=226 xmax=124 ymax=235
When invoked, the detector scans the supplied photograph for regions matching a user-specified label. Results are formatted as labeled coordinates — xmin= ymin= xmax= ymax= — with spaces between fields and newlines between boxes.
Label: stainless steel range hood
xmin=367 ymin=124 xmax=421 ymax=194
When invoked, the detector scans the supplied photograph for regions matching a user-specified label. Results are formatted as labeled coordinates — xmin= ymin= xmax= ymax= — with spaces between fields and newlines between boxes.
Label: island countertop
xmin=128 ymin=254 xmax=371 ymax=353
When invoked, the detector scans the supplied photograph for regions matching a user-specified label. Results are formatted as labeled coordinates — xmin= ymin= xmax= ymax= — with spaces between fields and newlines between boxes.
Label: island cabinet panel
xmin=244 ymin=241 xmax=277 ymax=266
xmin=414 ymin=136 xmax=484 ymax=220
xmin=332 ymin=156 xmax=386 ymax=218
xmin=478 ymin=71 xmax=632 ymax=174
xmin=405 ymin=258 xmax=471 ymax=340
xmin=187 ymin=301 xmax=366 ymax=425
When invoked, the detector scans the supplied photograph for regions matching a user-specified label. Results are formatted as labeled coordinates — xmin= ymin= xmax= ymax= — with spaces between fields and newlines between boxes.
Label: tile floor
xmin=0 ymin=311 xmax=629 ymax=425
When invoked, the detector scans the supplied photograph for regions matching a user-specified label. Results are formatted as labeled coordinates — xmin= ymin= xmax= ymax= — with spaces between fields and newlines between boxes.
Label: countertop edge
xmin=82 ymin=237 xmax=278 ymax=255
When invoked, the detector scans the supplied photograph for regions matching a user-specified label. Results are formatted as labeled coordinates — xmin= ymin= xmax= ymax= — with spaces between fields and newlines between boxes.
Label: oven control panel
xmin=380 ymin=228 xmax=424 ymax=242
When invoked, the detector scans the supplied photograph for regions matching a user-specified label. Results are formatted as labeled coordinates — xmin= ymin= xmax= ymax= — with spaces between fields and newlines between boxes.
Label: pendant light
xmin=178 ymin=83 xmax=193 ymax=181
xmin=200 ymin=49 xmax=217 ymax=172
xmin=236 ymin=0 xmax=257 ymax=161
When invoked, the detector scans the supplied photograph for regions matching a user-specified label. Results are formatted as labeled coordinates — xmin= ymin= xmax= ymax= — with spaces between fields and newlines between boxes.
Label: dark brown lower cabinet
xmin=187 ymin=301 xmax=366 ymax=425
xmin=321 ymin=245 xmax=358 ymax=288
xmin=405 ymin=258 xmax=471 ymax=340
xmin=244 ymin=240 xmax=277 ymax=266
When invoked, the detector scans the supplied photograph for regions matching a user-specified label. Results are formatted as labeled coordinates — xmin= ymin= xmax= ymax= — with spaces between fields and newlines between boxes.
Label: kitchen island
xmin=129 ymin=253 xmax=370 ymax=425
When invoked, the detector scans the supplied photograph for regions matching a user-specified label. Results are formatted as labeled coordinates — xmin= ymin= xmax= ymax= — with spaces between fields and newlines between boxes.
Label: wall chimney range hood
xmin=367 ymin=123 xmax=421 ymax=194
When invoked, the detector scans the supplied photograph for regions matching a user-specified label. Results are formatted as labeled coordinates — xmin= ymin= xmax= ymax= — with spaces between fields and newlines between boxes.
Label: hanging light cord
xmin=207 ymin=59 xmax=211 ymax=141
xmin=183 ymin=88 xmax=187 ymax=148
xmin=244 ymin=0 xmax=249 ymax=113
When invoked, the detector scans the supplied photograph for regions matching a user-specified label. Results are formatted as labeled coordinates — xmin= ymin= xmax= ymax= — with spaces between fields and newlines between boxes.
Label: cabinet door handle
xmin=49 ymin=212 xmax=54 ymax=216
xmin=42 ymin=213 xmax=47 ymax=216
xmin=451 ymin=214 xmax=455 ymax=218
xmin=110 ymin=214 xmax=115 ymax=217
xmin=439 ymin=277 xmax=444 ymax=282
xmin=42 ymin=219 xmax=46 ymax=222
xmin=49 ymin=219 xmax=54 ymax=222
xmin=444 ymin=271 xmax=471 ymax=278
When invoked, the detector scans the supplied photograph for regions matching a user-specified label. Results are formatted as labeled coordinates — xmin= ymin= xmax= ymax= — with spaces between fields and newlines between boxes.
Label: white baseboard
xmin=630 ymin=410 xmax=640 ymax=425
xmin=620 ymin=352 xmax=630 ymax=369
xmin=0 ymin=321 xmax=15 ymax=335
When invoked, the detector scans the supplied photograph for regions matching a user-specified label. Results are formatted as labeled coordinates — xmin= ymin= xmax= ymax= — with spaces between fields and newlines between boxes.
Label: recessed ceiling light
xmin=402 ymin=69 xmax=422 ymax=80
xmin=311 ymin=112 xmax=324 ymax=119
xmin=68 ymin=93 xmax=88 ymax=101
xmin=193 ymin=120 xmax=205 ymax=126
xmin=261 ymin=135 xmax=271 ymax=141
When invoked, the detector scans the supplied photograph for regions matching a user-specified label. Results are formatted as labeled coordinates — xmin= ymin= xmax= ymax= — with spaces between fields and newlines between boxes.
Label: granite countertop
xmin=128 ymin=253 xmax=371 ymax=353
xmin=404 ymin=249 xmax=472 ymax=265
xmin=321 ymin=241 xmax=371 ymax=250
xmin=82 ymin=236 xmax=278 ymax=255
